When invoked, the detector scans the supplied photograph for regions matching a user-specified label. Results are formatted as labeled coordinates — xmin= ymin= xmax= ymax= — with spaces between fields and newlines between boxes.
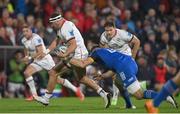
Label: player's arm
xmin=99 ymin=42 xmax=109 ymax=48
xmin=99 ymin=34 xmax=109 ymax=48
xmin=129 ymin=35 xmax=140 ymax=59
xmin=64 ymin=38 xmax=77 ymax=56
xmin=46 ymin=37 xmax=59 ymax=53
xmin=55 ymin=38 xmax=77 ymax=58
xmin=70 ymin=57 xmax=94 ymax=68
xmin=33 ymin=44 xmax=46 ymax=59
xmin=21 ymin=48 xmax=31 ymax=64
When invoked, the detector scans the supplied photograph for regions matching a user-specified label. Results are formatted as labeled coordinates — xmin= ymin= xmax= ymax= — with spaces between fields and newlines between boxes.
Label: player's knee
xmin=133 ymin=91 xmax=144 ymax=100
xmin=79 ymin=76 xmax=87 ymax=84
xmin=48 ymin=70 xmax=57 ymax=77
xmin=23 ymin=70 xmax=29 ymax=78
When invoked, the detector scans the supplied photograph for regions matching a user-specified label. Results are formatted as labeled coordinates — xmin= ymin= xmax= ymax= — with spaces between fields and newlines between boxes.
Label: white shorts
xmin=8 ymin=82 xmax=25 ymax=92
xmin=126 ymin=80 xmax=141 ymax=94
xmin=31 ymin=54 xmax=55 ymax=72
xmin=73 ymin=48 xmax=89 ymax=60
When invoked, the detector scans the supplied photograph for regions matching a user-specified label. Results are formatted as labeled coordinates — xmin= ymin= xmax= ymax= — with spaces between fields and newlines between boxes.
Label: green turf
xmin=0 ymin=97 xmax=179 ymax=113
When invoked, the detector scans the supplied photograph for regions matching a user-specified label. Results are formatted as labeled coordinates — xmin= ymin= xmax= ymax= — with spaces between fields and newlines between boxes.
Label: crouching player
xmin=70 ymin=48 xmax=178 ymax=108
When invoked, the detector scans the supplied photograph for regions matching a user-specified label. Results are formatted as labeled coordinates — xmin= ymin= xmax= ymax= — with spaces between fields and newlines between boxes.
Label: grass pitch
xmin=0 ymin=96 xmax=179 ymax=113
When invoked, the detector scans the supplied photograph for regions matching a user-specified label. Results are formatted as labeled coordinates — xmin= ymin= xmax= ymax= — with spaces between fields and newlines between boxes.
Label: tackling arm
xmin=70 ymin=57 xmax=94 ymax=68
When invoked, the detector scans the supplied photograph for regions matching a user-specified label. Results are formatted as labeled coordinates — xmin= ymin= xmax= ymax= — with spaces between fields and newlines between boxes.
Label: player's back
xmin=91 ymin=48 xmax=131 ymax=70
xmin=91 ymin=48 xmax=138 ymax=77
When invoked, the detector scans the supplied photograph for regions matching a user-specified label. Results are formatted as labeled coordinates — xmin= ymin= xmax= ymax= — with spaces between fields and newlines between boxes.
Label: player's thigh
xmin=72 ymin=65 xmax=86 ymax=81
xmin=114 ymin=75 xmax=124 ymax=91
xmin=126 ymin=80 xmax=141 ymax=96
xmin=24 ymin=64 xmax=41 ymax=76
xmin=35 ymin=56 xmax=55 ymax=71
xmin=53 ymin=61 xmax=65 ymax=73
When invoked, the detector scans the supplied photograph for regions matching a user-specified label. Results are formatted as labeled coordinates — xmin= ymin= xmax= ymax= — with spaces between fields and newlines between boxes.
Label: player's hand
xmin=21 ymin=57 xmax=30 ymax=64
xmin=55 ymin=51 xmax=67 ymax=58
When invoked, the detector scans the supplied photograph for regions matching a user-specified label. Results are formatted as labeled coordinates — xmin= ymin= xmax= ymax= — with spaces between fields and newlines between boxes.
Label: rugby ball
xmin=56 ymin=45 xmax=68 ymax=53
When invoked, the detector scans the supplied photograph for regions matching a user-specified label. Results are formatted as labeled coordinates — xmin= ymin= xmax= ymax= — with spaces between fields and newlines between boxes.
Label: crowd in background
xmin=0 ymin=0 xmax=180 ymax=98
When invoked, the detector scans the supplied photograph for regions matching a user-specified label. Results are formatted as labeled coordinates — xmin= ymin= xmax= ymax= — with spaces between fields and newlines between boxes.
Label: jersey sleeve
xmin=62 ymin=22 xmax=75 ymax=42
xmin=120 ymin=30 xmax=134 ymax=42
xmin=33 ymin=35 xmax=44 ymax=46
xmin=89 ymin=50 xmax=99 ymax=61
xmin=100 ymin=33 xmax=108 ymax=45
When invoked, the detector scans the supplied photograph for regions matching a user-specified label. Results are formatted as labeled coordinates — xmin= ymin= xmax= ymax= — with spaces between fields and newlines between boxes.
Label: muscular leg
xmin=73 ymin=66 xmax=111 ymax=108
xmin=24 ymin=65 xmax=38 ymax=97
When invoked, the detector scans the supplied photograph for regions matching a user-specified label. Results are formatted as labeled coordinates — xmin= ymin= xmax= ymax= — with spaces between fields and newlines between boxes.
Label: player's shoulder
xmin=32 ymin=33 xmax=42 ymax=40
xmin=62 ymin=20 xmax=74 ymax=29
xmin=116 ymin=28 xmax=126 ymax=34
xmin=117 ymin=29 xmax=133 ymax=38
xmin=100 ymin=32 xmax=107 ymax=40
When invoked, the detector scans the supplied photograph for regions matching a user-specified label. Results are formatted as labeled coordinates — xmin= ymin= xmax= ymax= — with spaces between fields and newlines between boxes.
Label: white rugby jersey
xmin=56 ymin=20 xmax=88 ymax=59
xmin=21 ymin=33 xmax=47 ymax=57
xmin=100 ymin=29 xmax=133 ymax=56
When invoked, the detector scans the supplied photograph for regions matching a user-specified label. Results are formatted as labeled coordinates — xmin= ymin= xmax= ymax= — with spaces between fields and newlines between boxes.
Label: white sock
xmin=44 ymin=92 xmax=52 ymax=99
xmin=26 ymin=76 xmax=37 ymax=96
xmin=97 ymin=88 xmax=106 ymax=98
xmin=63 ymin=79 xmax=77 ymax=92
xmin=112 ymin=83 xmax=119 ymax=98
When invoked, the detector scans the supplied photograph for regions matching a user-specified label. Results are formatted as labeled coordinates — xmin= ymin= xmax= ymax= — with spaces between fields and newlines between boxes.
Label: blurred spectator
xmin=0 ymin=27 xmax=12 ymax=45
xmin=5 ymin=17 xmax=16 ymax=46
xmin=165 ymin=46 xmax=178 ymax=80
xmin=159 ymin=32 xmax=170 ymax=50
xmin=7 ymin=50 xmax=25 ymax=98
xmin=142 ymin=42 xmax=155 ymax=65
xmin=15 ymin=0 xmax=28 ymax=16
xmin=0 ymin=64 xmax=7 ymax=98
xmin=137 ymin=55 xmax=155 ymax=89
xmin=26 ymin=0 xmax=43 ymax=18
xmin=154 ymin=54 xmax=167 ymax=91
xmin=43 ymin=0 xmax=58 ymax=26
xmin=124 ymin=9 xmax=135 ymax=32
xmin=71 ymin=2 xmax=85 ymax=32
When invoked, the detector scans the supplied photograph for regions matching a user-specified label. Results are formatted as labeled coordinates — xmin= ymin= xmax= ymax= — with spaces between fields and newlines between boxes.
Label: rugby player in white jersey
xmin=37 ymin=12 xmax=111 ymax=108
xmin=21 ymin=24 xmax=84 ymax=102
xmin=99 ymin=21 xmax=140 ymax=107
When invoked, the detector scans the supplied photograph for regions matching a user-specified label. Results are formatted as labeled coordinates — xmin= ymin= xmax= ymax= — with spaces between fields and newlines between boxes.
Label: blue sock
xmin=143 ymin=90 xmax=157 ymax=99
xmin=120 ymin=89 xmax=132 ymax=108
xmin=153 ymin=80 xmax=178 ymax=107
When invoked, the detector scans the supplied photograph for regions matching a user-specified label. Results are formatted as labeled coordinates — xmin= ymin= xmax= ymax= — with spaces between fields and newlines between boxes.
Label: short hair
xmin=22 ymin=23 xmax=30 ymax=29
xmin=104 ymin=21 xmax=115 ymax=28
xmin=49 ymin=12 xmax=62 ymax=23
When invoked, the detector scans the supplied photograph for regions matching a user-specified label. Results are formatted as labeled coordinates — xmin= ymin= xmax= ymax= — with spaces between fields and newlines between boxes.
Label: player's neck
xmin=26 ymin=34 xmax=33 ymax=40
xmin=59 ymin=18 xmax=66 ymax=29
